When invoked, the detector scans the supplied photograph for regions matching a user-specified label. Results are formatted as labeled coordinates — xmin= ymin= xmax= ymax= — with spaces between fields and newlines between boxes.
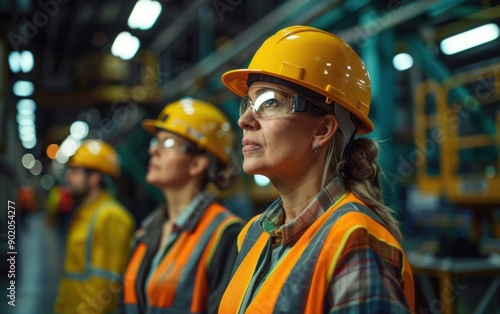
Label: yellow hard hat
xmin=222 ymin=25 xmax=373 ymax=134
xmin=68 ymin=140 xmax=120 ymax=177
xmin=142 ymin=98 xmax=234 ymax=163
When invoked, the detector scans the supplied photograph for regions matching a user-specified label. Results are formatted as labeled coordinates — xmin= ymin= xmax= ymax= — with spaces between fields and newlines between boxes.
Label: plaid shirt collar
xmin=259 ymin=177 xmax=347 ymax=245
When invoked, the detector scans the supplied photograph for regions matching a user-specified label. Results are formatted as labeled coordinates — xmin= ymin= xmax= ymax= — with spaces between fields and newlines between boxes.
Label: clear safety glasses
xmin=149 ymin=137 xmax=198 ymax=154
xmin=240 ymin=87 xmax=326 ymax=119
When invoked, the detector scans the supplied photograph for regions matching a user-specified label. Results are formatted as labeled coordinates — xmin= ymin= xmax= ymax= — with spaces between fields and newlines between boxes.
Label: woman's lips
xmin=242 ymin=139 xmax=262 ymax=152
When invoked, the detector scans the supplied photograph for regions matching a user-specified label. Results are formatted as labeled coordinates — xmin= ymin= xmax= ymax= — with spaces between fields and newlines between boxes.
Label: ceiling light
xmin=70 ymin=121 xmax=89 ymax=140
xmin=13 ymin=80 xmax=34 ymax=97
xmin=18 ymin=125 xmax=36 ymax=135
xmin=20 ymin=51 xmax=34 ymax=72
xmin=22 ymin=153 xmax=35 ymax=169
xmin=111 ymin=31 xmax=140 ymax=60
xmin=393 ymin=53 xmax=414 ymax=71
xmin=17 ymin=99 xmax=36 ymax=113
xmin=8 ymin=51 xmax=21 ymax=73
xmin=440 ymin=23 xmax=500 ymax=55
xmin=29 ymin=160 xmax=43 ymax=176
xmin=60 ymin=137 xmax=81 ymax=157
xmin=22 ymin=139 xmax=37 ymax=149
xmin=128 ymin=0 xmax=162 ymax=30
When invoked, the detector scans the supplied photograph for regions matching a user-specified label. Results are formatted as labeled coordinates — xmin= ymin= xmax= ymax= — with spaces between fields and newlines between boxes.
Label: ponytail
xmin=323 ymin=132 xmax=403 ymax=242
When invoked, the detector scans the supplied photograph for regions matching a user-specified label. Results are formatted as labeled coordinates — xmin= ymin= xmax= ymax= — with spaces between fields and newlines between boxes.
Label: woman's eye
xmin=262 ymin=98 xmax=280 ymax=108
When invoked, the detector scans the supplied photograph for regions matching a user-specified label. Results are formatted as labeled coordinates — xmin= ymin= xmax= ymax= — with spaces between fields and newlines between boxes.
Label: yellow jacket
xmin=54 ymin=192 xmax=135 ymax=314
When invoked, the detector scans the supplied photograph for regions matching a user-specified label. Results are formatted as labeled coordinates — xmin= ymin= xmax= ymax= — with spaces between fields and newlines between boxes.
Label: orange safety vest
xmin=220 ymin=193 xmax=414 ymax=313
xmin=124 ymin=203 xmax=241 ymax=314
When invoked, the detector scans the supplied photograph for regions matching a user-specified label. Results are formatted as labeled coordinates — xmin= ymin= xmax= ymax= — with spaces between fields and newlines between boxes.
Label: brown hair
xmin=322 ymin=132 xmax=403 ymax=242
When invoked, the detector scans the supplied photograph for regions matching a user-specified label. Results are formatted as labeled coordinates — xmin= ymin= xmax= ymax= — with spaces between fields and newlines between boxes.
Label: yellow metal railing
xmin=415 ymin=63 xmax=500 ymax=205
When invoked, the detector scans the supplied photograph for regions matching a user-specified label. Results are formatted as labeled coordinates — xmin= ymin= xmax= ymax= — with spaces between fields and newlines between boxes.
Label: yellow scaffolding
xmin=415 ymin=63 xmax=500 ymax=205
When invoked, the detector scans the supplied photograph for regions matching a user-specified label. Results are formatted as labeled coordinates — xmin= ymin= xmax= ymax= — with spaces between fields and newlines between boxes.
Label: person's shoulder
xmin=211 ymin=202 xmax=245 ymax=221
xmin=95 ymin=198 xmax=133 ymax=224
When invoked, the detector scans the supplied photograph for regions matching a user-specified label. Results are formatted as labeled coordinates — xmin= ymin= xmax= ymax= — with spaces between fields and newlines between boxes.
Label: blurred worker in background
xmin=218 ymin=25 xmax=414 ymax=313
xmin=45 ymin=180 xmax=74 ymax=235
xmin=123 ymin=98 xmax=243 ymax=314
xmin=54 ymin=139 xmax=135 ymax=314
xmin=16 ymin=178 xmax=38 ymax=228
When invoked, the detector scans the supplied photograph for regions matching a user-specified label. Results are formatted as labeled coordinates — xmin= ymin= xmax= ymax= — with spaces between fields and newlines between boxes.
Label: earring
xmin=313 ymin=146 xmax=320 ymax=154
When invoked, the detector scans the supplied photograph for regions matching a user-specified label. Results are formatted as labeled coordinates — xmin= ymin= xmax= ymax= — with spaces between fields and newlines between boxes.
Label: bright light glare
xmin=20 ymin=51 xmax=34 ymax=72
xmin=70 ymin=121 xmax=89 ymax=140
xmin=20 ymin=132 xmax=36 ymax=142
xmin=440 ymin=23 xmax=500 ymax=55
xmin=128 ymin=0 xmax=163 ymax=30
xmin=254 ymin=175 xmax=271 ymax=187
xmin=22 ymin=153 xmax=35 ymax=169
xmin=393 ymin=53 xmax=414 ymax=71
xmin=17 ymin=99 xmax=36 ymax=113
xmin=111 ymin=32 xmax=140 ymax=60
xmin=22 ymin=139 xmax=37 ymax=149
xmin=30 ymin=160 xmax=43 ymax=175
xmin=13 ymin=81 xmax=34 ymax=97
xmin=8 ymin=51 xmax=21 ymax=73
xmin=60 ymin=137 xmax=81 ymax=157
xmin=18 ymin=125 xmax=36 ymax=135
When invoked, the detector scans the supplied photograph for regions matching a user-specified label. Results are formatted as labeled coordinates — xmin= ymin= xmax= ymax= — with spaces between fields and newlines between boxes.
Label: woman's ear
xmin=189 ymin=155 xmax=210 ymax=177
xmin=313 ymin=114 xmax=338 ymax=148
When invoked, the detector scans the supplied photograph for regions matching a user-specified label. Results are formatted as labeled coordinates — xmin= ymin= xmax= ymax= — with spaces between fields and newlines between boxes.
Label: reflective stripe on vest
xmin=125 ymin=203 xmax=240 ymax=314
xmin=64 ymin=201 xmax=121 ymax=282
xmin=275 ymin=202 xmax=385 ymax=313
xmin=222 ymin=194 xmax=406 ymax=313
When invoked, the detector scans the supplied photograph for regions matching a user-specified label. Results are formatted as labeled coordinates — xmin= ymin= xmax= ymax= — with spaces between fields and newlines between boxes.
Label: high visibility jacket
xmin=123 ymin=202 xmax=243 ymax=314
xmin=219 ymin=193 xmax=414 ymax=313
xmin=54 ymin=192 xmax=135 ymax=314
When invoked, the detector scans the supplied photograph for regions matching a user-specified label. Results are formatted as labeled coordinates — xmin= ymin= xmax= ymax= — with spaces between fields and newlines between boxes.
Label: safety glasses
xmin=240 ymin=87 xmax=326 ymax=119
xmin=149 ymin=137 xmax=198 ymax=154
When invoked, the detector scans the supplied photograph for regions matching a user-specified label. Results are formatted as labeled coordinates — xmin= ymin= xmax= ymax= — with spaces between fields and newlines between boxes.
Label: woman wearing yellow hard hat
xmin=123 ymin=98 xmax=243 ymax=314
xmin=218 ymin=26 xmax=414 ymax=313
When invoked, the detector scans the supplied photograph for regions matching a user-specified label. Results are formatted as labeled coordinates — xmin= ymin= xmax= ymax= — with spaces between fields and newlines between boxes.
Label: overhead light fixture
xmin=111 ymin=31 xmax=140 ymax=60
xmin=8 ymin=51 xmax=21 ymax=73
xmin=17 ymin=99 xmax=36 ymax=113
xmin=21 ymin=138 xmax=37 ymax=150
xmin=393 ymin=53 xmax=414 ymax=71
xmin=20 ymin=51 xmax=34 ymax=73
xmin=440 ymin=23 xmax=500 ymax=55
xmin=70 ymin=121 xmax=89 ymax=140
xmin=8 ymin=51 xmax=35 ymax=73
xmin=13 ymin=80 xmax=34 ymax=97
xmin=128 ymin=0 xmax=163 ymax=30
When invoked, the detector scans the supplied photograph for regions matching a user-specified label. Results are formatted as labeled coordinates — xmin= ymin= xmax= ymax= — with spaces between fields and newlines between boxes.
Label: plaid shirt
xmin=250 ymin=178 xmax=411 ymax=313
xmin=259 ymin=177 xmax=347 ymax=245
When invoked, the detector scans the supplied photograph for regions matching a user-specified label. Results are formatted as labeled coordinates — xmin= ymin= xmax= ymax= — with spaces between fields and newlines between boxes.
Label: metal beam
xmin=338 ymin=0 xmax=469 ymax=44
xmin=148 ymin=0 xmax=208 ymax=52
xmin=159 ymin=0 xmax=344 ymax=100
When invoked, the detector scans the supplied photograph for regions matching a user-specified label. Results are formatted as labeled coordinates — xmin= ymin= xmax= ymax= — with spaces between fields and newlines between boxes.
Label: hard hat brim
xmin=142 ymin=119 xmax=166 ymax=135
